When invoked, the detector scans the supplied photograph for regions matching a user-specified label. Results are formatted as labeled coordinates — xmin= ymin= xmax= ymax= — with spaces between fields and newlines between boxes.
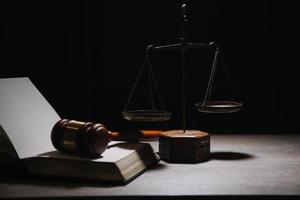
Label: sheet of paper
xmin=0 ymin=77 xmax=60 ymax=159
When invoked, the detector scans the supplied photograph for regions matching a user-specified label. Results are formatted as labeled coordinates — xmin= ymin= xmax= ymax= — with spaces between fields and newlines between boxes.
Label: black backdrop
xmin=1 ymin=1 xmax=299 ymax=134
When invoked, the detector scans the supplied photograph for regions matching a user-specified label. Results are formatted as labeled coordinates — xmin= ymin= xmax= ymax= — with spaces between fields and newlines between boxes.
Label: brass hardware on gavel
xmin=51 ymin=119 xmax=111 ymax=157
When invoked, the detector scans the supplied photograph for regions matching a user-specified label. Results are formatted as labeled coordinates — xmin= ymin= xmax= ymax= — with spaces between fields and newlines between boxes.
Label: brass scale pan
xmin=122 ymin=110 xmax=171 ymax=122
xmin=122 ymin=101 xmax=242 ymax=122
xmin=195 ymin=101 xmax=243 ymax=114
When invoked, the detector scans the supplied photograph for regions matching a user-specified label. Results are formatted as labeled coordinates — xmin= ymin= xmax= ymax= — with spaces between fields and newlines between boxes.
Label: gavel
xmin=51 ymin=119 xmax=161 ymax=157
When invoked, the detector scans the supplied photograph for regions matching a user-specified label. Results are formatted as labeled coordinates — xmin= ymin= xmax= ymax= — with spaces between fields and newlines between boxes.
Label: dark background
xmin=1 ymin=1 xmax=299 ymax=134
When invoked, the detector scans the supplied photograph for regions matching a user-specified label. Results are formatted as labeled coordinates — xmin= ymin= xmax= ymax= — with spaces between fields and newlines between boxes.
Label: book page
xmin=35 ymin=142 xmax=146 ymax=163
xmin=0 ymin=77 xmax=60 ymax=159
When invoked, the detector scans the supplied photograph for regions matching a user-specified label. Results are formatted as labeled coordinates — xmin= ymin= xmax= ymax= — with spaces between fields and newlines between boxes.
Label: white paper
xmin=0 ymin=77 xmax=60 ymax=159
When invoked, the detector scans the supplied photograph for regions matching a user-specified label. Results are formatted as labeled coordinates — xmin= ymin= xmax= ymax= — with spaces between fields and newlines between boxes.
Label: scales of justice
xmin=121 ymin=2 xmax=242 ymax=163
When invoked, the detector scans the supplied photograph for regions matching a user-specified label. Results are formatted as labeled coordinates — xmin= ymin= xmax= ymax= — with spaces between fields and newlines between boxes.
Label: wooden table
xmin=1 ymin=134 xmax=300 ymax=199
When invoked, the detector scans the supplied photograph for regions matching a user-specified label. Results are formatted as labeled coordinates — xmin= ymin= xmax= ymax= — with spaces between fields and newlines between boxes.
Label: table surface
xmin=1 ymin=134 xmax=300 ymax=199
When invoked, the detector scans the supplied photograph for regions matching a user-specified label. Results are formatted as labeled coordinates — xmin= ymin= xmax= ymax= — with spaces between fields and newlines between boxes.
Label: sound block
xmin=159 ymin=130 xmax=210 ymax=163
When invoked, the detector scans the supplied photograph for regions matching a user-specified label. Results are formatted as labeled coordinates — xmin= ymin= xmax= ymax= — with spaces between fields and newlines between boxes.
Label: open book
xmin=0 ymin=77 xmax=159 ymax=184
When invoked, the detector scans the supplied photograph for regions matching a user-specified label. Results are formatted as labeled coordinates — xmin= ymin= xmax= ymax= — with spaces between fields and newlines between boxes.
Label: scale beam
xmin=147 ymin=43 xmax=211 ymax=51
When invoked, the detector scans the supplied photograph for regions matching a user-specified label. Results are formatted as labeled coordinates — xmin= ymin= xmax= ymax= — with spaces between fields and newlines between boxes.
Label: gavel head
xmin=51 ymin=119 xmax=111 ymax=157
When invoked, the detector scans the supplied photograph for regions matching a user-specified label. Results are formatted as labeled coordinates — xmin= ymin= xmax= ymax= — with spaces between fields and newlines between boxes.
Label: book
xmin=0 ymin=77 xmax=159 ymax=184
xmin=24 ymin=142 xmax=159 ymax=183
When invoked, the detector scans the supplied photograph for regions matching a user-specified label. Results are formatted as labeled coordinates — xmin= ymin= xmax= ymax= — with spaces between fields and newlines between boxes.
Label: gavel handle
xmin=110 ymin=130 xmax=161 ymax=141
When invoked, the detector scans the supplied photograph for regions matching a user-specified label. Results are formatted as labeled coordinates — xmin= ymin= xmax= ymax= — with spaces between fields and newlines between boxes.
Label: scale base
xmin=159 ymin=130 xmax=210 ymax=163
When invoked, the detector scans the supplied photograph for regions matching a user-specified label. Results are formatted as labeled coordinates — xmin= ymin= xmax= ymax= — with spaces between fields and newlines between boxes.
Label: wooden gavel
xmin=51 ymin=119 xmax=161 ymax=157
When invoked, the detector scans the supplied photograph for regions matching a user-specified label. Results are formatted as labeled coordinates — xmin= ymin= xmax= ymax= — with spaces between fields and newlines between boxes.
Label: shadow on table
xmin=210 ymin=152 xmax=254 ymax=160
xmin=0 ymin=163 xmax=164 ymax=188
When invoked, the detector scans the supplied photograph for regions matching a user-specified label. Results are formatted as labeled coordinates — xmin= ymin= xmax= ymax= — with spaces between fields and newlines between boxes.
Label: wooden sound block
xmin=159 ymin=130 xmax=210 ymax=163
